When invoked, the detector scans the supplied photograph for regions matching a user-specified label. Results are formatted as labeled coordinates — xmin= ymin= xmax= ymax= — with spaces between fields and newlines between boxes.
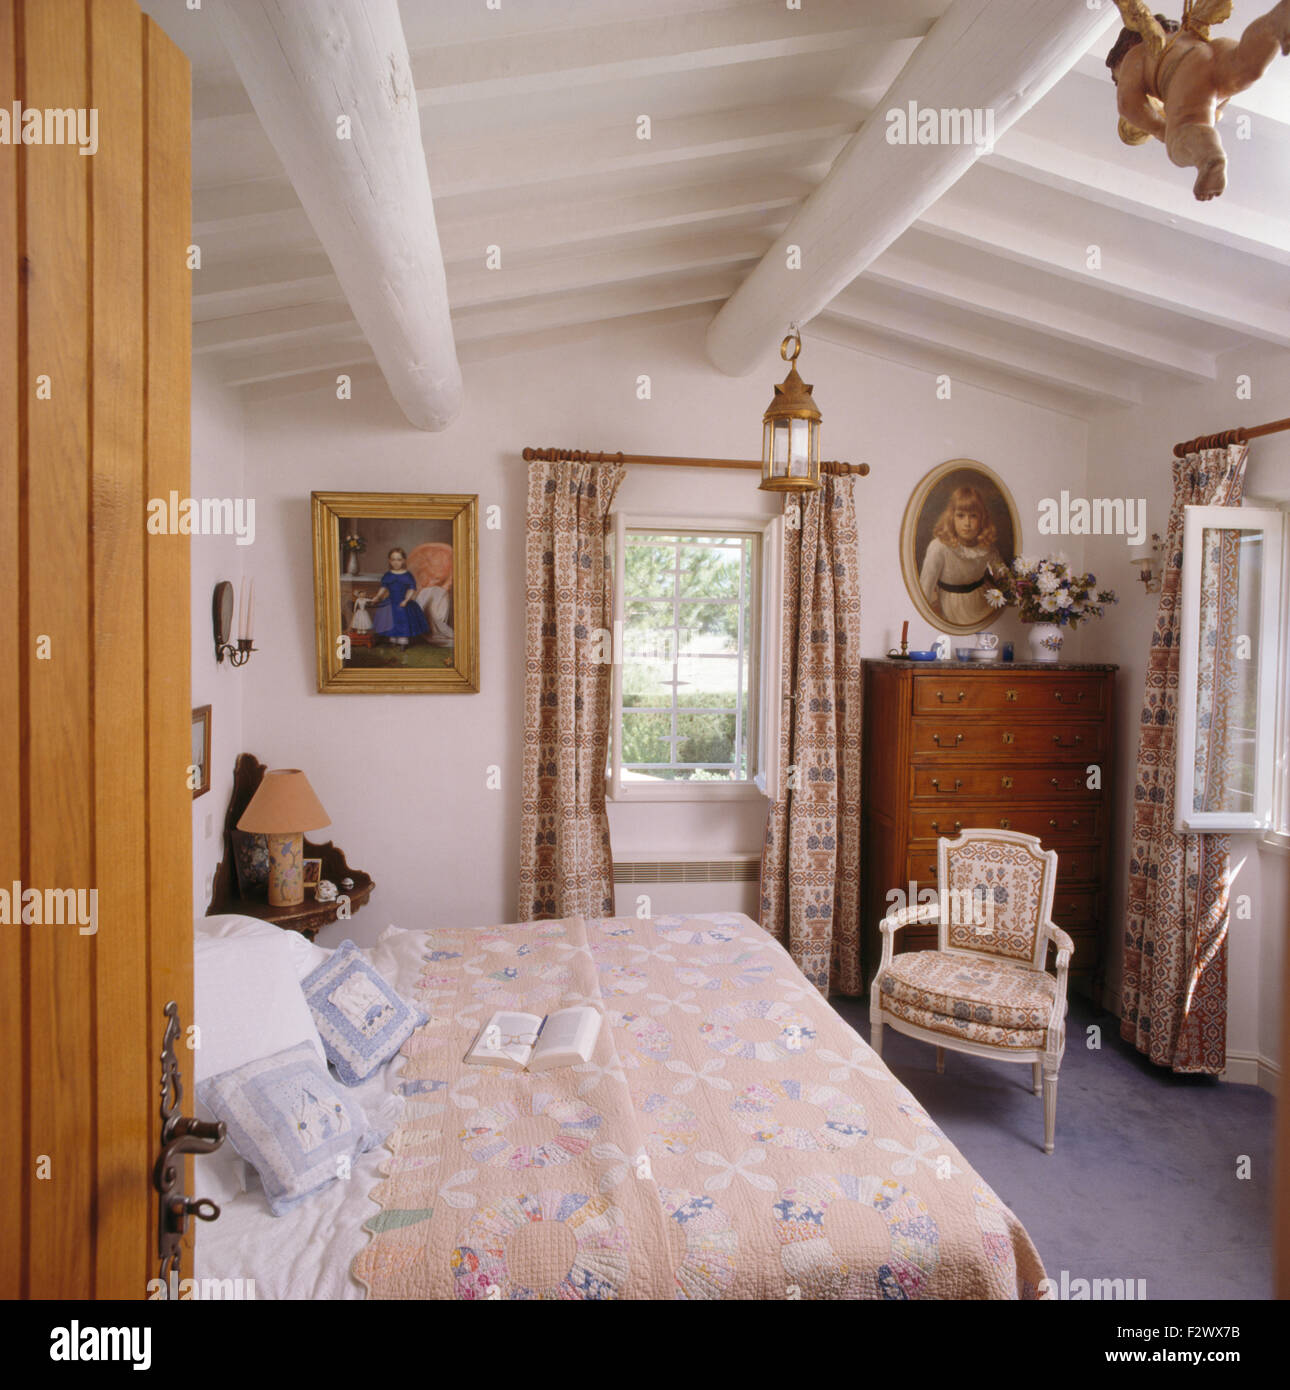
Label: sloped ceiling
xmin=144 ymin=0 xmax=1290 ymax=419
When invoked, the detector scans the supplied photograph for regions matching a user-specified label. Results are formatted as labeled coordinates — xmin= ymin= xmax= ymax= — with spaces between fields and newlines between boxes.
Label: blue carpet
xmin=829 ymin=992 xmax=1276 ymax=1300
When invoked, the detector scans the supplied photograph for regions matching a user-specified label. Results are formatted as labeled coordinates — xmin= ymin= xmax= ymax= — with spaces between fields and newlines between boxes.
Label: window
xmin=608 ymin=519 xmax=776 ymax=799
xmin=1176 ymin=504 xmax=1286 ymax=836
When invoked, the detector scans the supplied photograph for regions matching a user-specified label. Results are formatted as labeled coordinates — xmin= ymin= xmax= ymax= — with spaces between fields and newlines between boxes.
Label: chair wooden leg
xmin=936 ymin=1047 xmax=945 ymax=1074
xmin=1043 ymin=1071 xmax=1058 ymax=1154
xmin=871 ymin=1016 xmax=883 ymax=1057
xmin=1032 ymin=1061 xmax=1042 ymax=1096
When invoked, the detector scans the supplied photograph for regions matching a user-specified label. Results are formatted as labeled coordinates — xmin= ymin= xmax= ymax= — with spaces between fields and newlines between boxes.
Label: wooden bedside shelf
xmin=206 ymin=752 xmax=374 ymax=942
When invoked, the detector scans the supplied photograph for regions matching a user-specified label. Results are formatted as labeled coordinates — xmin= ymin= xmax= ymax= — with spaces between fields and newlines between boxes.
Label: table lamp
xmin=236 ymin=769 xmax=331 ymax=907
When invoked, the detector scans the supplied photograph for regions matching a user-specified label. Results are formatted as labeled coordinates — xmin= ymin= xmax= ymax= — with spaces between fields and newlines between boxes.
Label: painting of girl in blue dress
xmin=366 ymin=548 xmax=430 ymax=648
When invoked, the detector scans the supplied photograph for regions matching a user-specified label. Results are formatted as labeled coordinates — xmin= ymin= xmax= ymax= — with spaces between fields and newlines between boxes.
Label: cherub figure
xmin=1108 ymin=1 xmax=1290 ymax=200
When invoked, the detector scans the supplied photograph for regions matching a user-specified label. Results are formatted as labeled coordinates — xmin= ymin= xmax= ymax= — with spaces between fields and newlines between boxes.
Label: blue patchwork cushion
xmin=301 ymin=939 xmax=428 ymax=1085
xmin=196 ymin=1042 xmax=383 ymax=1216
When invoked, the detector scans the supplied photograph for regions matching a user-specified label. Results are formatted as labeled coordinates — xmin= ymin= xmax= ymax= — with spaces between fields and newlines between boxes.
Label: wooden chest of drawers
xmin=860 ymin=659 xmax=1116 ymax=999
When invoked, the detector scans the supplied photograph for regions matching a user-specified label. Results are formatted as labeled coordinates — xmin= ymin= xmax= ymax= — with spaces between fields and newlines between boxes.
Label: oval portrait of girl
xmin=900 ymin=459 xmax=1020 ymax=635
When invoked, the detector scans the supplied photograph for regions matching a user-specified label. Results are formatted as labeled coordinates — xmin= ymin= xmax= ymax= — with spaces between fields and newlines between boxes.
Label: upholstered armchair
xmin=869 ymin=829 xmax=1074 ymax=1154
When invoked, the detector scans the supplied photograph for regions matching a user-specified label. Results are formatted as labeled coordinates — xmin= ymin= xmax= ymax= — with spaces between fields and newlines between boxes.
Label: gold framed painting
xmin=312 ymin=491 xmax=479 ymax=693
xmin=899 ymin=459 xmax=1021 ymax=636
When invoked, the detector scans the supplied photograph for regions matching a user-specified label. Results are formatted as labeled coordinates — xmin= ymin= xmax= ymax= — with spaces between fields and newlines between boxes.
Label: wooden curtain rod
xmin=1174 ymin=415 xmax=1290 ymax=458
xmin=521 ymin=446 xmax=870 ymax=476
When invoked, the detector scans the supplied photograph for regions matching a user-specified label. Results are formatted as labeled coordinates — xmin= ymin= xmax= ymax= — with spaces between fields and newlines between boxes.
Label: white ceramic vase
xmin=1026 ymin=621 xmax=1064 ymax=663
xmin=346 ymin=549 xmax=360 ymax=576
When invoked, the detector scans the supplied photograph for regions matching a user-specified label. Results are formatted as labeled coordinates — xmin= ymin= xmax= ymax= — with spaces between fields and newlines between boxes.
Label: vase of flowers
xmin=984 ymin=555 xmax=1117 ymax=663
xmin=343 ymin=532 xmax=366 ymax=576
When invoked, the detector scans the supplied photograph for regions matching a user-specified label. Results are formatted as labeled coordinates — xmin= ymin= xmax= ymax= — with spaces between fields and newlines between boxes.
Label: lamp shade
xmin=237 ymin=769 xmax=331 ymax=833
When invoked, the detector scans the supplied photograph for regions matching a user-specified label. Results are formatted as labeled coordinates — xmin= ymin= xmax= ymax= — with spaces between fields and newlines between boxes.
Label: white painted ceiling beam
xmin=809 ymin=313 xmax=1111 ymax=419
xmin=445 ymin=232 xmax=768 ymax=312
xmin=220 ymin=273 xmax=741 ymax=389
xmin=452 ymin=271 xmax=741 ymax=347
xmin=192 ymin=97 xmax=858 ymax=197
xmin=705 ymin=0 xmax=1120 ymax=376
xmin=916 ymin=193 xmax=1290 ymax=347
xmin=192 ymin=0 xmax=943 ymax=121
xmin=867 ymin=247 xmax=1217 ymax=380
xmin=982 ymin=130 xmax=1290 ymax=263
xmin=213 ymin=0 xmax=462 ymax=430
xmin=196 ymin=173 xmax=810 ymax=270
xmin=826 ymin=285 xmax=1143 ymax=408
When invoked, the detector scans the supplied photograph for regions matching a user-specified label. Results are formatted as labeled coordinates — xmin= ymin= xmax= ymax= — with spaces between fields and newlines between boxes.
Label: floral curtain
xmin=759 ymin=474 xmax=864 ymax=995
xmin=517 ymin=459 xmax=625 ymax=920
xmin=1121 ymin=444 xmax=1247 ymax=1074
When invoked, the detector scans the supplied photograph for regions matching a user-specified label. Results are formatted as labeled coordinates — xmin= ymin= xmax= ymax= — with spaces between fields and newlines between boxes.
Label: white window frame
xmin=1175 ymin=503 xmax=1285 ymax=835
xmin=607 ymin=513 xmax=781 ymax=803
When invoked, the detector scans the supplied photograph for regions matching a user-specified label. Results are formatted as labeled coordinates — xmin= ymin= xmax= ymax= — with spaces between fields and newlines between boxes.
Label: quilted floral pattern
xmin=942 ymin=839 xmax=1048 ymax=962
xmin=878 ymin=950 xmax=1057 ymax=1032
xmin=354 ymin=913 xmax=1047 ymax=1298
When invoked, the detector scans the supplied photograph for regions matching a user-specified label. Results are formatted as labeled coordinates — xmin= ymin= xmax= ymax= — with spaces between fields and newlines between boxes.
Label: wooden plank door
xmin=0 ymin=0 xmax=192 ymax=1300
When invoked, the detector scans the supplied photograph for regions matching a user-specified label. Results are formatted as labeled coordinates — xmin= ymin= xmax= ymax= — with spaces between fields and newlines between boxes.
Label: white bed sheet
xmin=195 ymin=929 xmax=420 ymax=1300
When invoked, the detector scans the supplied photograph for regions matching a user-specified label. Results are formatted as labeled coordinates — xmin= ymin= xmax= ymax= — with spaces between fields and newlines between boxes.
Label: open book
xmin=464 ymin=1007 xmax=602 ymax=1072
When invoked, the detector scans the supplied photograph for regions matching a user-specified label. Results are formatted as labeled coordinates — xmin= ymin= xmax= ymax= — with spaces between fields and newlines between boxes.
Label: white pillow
xmin=198 ymin=913 xmax=332 ymax=981
xmin=193 ymin=919 xmax=330 ymax=1203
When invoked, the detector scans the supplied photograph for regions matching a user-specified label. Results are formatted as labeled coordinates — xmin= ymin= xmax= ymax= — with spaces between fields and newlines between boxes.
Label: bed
xmin=196 ymin=911 xmax=1046 ymax=1300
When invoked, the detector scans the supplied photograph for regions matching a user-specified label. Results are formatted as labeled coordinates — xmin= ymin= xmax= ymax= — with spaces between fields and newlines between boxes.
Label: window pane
xmin=676 ymin=655 xmax=739 ymax=708
xmin=677 ymin=602 xmax=739 ymax=654
xmin=621 ymin=711 xmax=672 ymax=765
xmin=624 ymin=542 xmax=678 ymax=600
xmin=617 ymin=528 xmax=759 ymax=788
xmin=622 ymin=661 xmax=674 ymax=708
xmin=1192 ymin=528 xmax=1262 ymax=815
xmin=677 ymin=541 xmax=743 ymax=599
xmin=676 ymin=711 xmax=736 ymax=766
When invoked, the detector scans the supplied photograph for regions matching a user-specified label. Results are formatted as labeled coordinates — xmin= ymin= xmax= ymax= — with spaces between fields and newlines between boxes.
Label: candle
xmin=246 ymin=579 xmax=255 ymax=641
xmin=900 ymin=620 xmax=909 ymax=647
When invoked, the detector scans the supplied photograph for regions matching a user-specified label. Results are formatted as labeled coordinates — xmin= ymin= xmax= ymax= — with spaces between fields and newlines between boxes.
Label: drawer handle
xmin=1054 ymin=690 xmax=1085 ymax=703
xmin=1052 ymin=734 xmax=1083 ymax=747
xmin=1001 ymin=776 xmax=1013 ymax=789
xmin=936 ymin=690 xmax=966 ymax=703
xmin=1049 ymin=817 xmax=1059 ymax=827
xmin=931 ymin=732 xmax=964 ymax=746
xmin=931 ymin=778 xmax=961 ymax=793
xmin=1050 ymin=777 xmax=1062 ymax=787
xmin=931 ymin=820 xmax=962 ymax=835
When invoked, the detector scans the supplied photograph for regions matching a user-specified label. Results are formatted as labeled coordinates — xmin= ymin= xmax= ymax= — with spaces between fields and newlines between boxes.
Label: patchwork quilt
xmin=354 ymin=913 xmax=1045 ymax=1300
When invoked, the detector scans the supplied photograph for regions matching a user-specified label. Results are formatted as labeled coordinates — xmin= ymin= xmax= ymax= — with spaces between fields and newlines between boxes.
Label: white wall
xmin=1084 ymin=342 xmax=1290 ymax=1087
xmin=190 ymin=361 xmax=248 ymax=915
xmin=234 ymin=313 xmax=1088 ymax=948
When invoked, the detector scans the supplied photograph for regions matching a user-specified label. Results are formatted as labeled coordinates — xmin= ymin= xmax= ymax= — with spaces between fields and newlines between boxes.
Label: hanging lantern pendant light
xmin=760 ymin=328 xmax=822 ymax=493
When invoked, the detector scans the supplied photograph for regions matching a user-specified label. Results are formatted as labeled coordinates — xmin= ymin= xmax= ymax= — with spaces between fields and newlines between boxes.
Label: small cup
xmin=977 ymin=632 xmax=1000 ymax=651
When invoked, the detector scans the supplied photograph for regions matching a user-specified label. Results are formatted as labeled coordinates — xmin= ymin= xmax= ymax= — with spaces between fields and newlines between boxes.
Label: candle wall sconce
xmin=1128 ymin=533 xmax=1163 ymax=594
xmin=213 ymin=579 xmax=256 ymax=667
